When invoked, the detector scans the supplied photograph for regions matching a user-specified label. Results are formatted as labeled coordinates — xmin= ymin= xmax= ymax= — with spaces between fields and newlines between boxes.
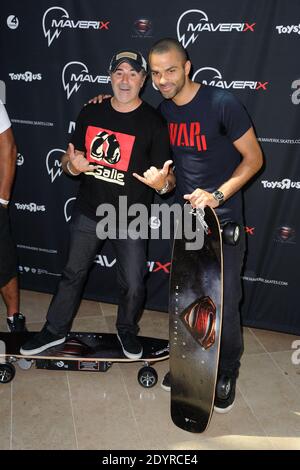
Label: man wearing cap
xmin=0 ymin=102 xmax=27 ymax=332
xmin=20 ymin=50 xmax=174 ymax=359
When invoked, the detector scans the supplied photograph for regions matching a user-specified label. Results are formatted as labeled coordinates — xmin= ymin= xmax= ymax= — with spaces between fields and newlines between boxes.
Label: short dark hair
xmin=149 ymin=38 xmax=188 ymax=63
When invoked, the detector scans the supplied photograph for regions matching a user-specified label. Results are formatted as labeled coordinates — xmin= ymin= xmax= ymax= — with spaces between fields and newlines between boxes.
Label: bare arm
xmin=0 ymin=127 xmax=17 ymax=204
xmin=184 ymin=127 xmax=263 ymax=208
xmin=218 ymin=127 xmax=263 ymax=200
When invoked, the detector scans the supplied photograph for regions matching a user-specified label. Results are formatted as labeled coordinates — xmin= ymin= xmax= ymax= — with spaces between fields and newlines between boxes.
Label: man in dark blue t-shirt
xmin=148 ymin=38 xmax=263 ymax=413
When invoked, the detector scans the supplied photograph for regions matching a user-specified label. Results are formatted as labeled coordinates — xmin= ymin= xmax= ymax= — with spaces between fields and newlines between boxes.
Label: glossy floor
xmin=0 ymin=290 xmax=299 ymax=450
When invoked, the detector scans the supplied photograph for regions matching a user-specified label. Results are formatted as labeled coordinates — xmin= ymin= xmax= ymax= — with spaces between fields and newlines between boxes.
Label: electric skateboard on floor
xmin=0 ymin=331 xmax=169 ymax=388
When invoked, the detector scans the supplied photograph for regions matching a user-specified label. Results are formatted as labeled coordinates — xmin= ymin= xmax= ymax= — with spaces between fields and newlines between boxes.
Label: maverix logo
xmin=42 ymin=7 xmax=110 ymax=47
xmin=177 ymin=9 xmax=255 ymax=48
xmin=192 ymin=67 xmax=268 ymax=92
xmin=62 ymin=61 xmax=110 ymax=99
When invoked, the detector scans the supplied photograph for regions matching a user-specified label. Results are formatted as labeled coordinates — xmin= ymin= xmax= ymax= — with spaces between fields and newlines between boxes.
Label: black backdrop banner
xmin=0 ymin=0 xmax=299 ymax=334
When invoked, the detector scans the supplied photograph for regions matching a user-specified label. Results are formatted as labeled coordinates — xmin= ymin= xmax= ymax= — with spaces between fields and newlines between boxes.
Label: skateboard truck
xmin=188 ymin=205 xmax=240 ymax=246
xmin=189 ymin=207 xmax=209 ymax=234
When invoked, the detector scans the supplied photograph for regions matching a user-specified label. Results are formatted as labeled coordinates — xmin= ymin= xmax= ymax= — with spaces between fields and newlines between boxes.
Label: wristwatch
xmin=212 ymin=190 xmax=225 ymax=206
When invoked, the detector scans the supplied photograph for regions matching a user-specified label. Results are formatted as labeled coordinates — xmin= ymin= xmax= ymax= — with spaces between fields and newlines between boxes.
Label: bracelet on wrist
xmin=0 ymin=198 xmax=9 ymax=206
xmin=67 ymin=161 xmax=80 ymax=176
xmin=155 ymin=180 xmax=170 ymax=195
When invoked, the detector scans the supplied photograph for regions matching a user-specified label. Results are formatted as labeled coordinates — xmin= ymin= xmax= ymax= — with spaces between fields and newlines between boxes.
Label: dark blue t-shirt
xmin=159 ymin=84 xmax=251 ymax=223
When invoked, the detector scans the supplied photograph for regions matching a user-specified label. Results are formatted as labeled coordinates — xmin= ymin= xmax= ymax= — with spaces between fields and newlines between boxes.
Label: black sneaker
xmin=161 ymin=371 xmax=171 ymax=392
xmin=117 ymin=332 xmax=143 ymax=359
xmin=20 ymin=324 xmax=65 ymax=355
xmin=214 ymin=375 xmax=236 ymax=414
xmin=7 ymin=313 xmax=27 ymax=332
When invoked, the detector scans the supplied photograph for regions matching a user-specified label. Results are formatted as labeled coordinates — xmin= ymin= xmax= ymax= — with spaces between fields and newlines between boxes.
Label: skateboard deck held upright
xmin=169 ymin=205 xmax=223 ymax=433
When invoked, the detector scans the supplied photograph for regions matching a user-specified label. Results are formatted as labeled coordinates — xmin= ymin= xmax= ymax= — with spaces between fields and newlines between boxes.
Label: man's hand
xmin=67 ymin=143 xmax=96 ymax=174
xmin=133 ymin=160 xmax=173 ymax=191
xmin=88 ymin=94 xmax=112 ymax=105
xmin=184 ymin=188 xmax=220 ymax=209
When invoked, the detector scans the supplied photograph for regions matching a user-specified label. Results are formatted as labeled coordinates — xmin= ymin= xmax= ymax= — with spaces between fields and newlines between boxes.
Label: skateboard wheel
xmin=17 ymin=359 xmax=33 ymax=370
xmin=222 ymin=222 xmax=240 ymax=246
xmin=138 ymin=366 xmax=158 ymax=388
xmin=0 ymin=363 xmax=16 ymax=384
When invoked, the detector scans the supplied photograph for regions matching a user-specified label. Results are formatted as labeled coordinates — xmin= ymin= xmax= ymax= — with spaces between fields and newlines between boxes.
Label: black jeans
xmin=218 ymin=232 xmax=246 ymax=378
xmin=46 ymin=211 xmax=147 ymax=336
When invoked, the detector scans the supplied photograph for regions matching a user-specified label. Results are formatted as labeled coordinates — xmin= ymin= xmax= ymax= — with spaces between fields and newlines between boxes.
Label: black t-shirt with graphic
xmin=71 ymin=100 xmax=171 ymax=220
xmin=159 ymin=85 xmax=252 ymax=223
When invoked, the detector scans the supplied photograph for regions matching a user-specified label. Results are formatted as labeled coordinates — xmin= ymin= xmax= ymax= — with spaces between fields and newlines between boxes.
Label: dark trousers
xmin=46 ymin=211 xmax=147 ymax=336
xmin=218 ymin=233 xmax=245 ymax=378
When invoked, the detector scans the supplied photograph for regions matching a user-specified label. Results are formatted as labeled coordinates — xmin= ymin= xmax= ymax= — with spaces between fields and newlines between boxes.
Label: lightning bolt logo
xmin=182 ymin=32 xmax=198 ymax=49
xmin=46 ymin=149 xmax=64 ymax=183
xmin=62 ymin=61 xmax=89 ymax=99
xmin=42 ymin=6 xmax=69 ymax=47
xmin=177 ymin=9 xmax=208 ymax=48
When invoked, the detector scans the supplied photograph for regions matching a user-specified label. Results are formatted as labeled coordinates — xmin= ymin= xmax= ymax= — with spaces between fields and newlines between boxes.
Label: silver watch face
xmin=213 ymin=191 xmax=224 ymax=203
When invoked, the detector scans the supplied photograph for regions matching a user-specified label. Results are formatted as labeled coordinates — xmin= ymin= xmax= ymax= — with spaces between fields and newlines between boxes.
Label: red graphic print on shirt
xmin=168 ymin=122 xmax=207 ymax=151
xmin=85 ymin=126 xmax=135 ymax=172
